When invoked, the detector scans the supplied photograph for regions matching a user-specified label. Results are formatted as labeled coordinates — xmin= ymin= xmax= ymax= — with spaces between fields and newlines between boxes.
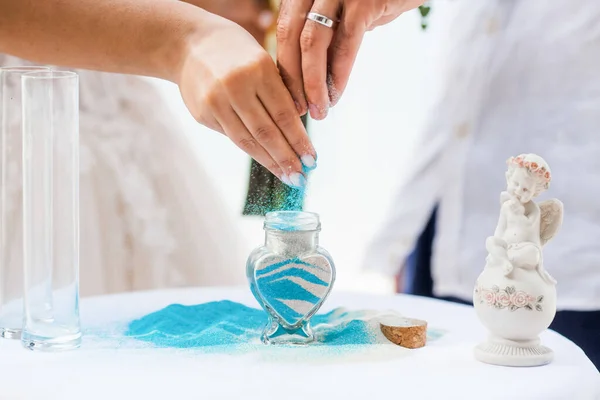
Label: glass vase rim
xmin=0 ymin=66 xmax=51 ymax=75
xmin=264 ymin=211 xmax=321 ymax=232
xmin=21 ymin=70 xmax=78 ymax=80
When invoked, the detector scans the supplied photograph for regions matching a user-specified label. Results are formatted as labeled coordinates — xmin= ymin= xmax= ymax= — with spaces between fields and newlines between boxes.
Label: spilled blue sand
xmin=125 ymin=301 xmax=373 ymax=349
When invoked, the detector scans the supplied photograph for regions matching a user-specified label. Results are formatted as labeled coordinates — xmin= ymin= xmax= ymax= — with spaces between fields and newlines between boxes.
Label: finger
xmin=301 ymin=0 xmax=341 ymax=120
xmin=233 ymin=97 xmax=307 ymax=188
xmin=368 ymin=14 xmax=398 ymax=30
xmin=277 ymin=0 xmax=313 ymax=116
xmin=368 ymin=3 xmax=407 ymax=31
xmin=328 ymin=5 xmax=366 ymax=107
xmin=207 ymin=86 xmax=285 ymax=181
xmin=193 ymin=108 xmax=225 ymax=135
xmin=258 ymin=74 xmax=317 ymax=171
xmin=215 ymin=106 xmax=286 ymax=182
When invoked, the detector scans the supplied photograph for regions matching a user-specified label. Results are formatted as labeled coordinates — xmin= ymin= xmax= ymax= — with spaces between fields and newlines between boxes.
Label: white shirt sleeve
xmin=361 ymin=0 xmax=503 ymax=276
xmin=362 ymin=122 xmax=450 ymax=276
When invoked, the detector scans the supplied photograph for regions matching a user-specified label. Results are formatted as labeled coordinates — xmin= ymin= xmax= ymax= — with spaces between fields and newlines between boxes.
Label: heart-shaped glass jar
xmin=247 ymin=211 xmax=335 ymax=345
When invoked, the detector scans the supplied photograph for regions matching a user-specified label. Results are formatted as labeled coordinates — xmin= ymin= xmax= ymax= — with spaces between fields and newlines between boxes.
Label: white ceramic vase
xmin=473 ymin=256 xmax=557 ymax=367
xmin=473 ymin=153 xmax=562 ymax=367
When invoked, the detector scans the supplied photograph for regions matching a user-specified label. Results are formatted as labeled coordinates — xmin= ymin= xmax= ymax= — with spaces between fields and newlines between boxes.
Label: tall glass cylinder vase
xmin=0 ymin=66 xmax=50 ymax=339
xmin=21 ymin=70 xmax=80 ymax=351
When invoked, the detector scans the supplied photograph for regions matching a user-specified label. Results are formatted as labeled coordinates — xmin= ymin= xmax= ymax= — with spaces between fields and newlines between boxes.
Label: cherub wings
xmin=539 ymin=199 xmax=563 ymax=246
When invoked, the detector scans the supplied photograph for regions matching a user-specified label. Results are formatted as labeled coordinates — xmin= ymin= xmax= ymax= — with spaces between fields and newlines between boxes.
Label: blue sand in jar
xmin=256 ymin=258 xmax=327 ymax=285
xmin=259 ymin=267 xmax=328 ymax=286
xmin=125 ymin=301 xmax=374 ymax=348
xmin=255 ymin=258 xmax=330 ymax=324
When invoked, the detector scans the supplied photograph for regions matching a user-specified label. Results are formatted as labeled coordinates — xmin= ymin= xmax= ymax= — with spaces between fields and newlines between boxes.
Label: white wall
xmin=156 ymin=10 xmax=433 ymax=294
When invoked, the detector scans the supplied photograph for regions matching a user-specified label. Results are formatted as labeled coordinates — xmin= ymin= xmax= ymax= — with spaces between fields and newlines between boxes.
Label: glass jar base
xmin=0 ymin=328 xmax=21 ymax=339
xmin=262 ymin=321 xmax=314 ymax=345
xmin=21 ymin=331 xmax=82 ymax=352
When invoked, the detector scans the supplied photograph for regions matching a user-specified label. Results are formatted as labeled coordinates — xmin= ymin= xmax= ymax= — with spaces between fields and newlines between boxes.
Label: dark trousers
xmin=404 ymin=207 xmax=600 ymax=371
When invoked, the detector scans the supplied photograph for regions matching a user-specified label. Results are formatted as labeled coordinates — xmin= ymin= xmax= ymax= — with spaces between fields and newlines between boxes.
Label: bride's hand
xmin=178 ymin=19 xmax=316 ymax=187
xmin=276 ymin=0 xmax=424 ymax=119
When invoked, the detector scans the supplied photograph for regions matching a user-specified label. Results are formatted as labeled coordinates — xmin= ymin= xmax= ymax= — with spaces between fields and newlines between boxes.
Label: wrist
xmin=159 ymin=3 xmax=227 ymax=83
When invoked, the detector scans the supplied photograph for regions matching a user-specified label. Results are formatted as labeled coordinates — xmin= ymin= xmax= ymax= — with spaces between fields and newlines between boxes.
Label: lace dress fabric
xmin=1 ymin=55 xmax=246 ymax=296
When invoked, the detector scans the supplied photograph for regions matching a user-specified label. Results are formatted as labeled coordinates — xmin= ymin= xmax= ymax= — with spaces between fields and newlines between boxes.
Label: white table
xmin=0 ymin=287 xmax=598 ymax=400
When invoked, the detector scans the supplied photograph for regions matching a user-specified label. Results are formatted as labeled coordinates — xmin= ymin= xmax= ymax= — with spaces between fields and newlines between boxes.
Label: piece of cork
xmin=380 ymin=317 xmax=427 ymax=349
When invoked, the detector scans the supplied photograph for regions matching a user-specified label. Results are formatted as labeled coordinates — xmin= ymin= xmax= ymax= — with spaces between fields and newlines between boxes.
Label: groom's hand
xmin=276 ymin=0 xmax=424 ymax=120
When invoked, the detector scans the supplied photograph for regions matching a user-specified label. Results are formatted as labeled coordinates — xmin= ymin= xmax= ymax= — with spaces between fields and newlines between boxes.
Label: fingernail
xmin=301 ymin=155 xmax=316 ymax=170
xmin=288 ymin=172 xmax=307 ymax=189
xmin=281 ymin=175 xmax=292 ymax=186
xmin=309 ymin=104 xmax=329 ymax=119
xmin=309 ymin=104 xmax=320 ymax=119
xmin=295 ymin=101 xmax=303 ymax=115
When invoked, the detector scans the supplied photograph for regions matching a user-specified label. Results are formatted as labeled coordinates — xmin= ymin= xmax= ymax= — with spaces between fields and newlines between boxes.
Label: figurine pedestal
xmin=474 ymin=336 xmax=553 ymax=367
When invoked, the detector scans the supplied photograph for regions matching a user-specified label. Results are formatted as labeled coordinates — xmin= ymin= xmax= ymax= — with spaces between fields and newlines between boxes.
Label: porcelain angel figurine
xmin=473 ymin=154 xmax=563 ymax=367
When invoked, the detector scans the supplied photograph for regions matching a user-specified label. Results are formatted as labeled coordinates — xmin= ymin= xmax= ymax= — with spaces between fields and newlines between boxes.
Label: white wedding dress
xmin=1 ymin=54 xmax=247 ymax=297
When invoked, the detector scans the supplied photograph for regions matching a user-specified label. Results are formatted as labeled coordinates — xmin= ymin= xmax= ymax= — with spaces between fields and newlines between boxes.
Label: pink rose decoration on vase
xmin=496 ymin=292 xmax=512 ymax=307
xmin=476 ymin=285 xmax=545 ymax=311
xmin=511 ymin=291 xmax=529 ymax=308
xmin=482 ymin=289 xmax=496 ymax=305
xmin=527 ymin=295 xmax=536 ymax=303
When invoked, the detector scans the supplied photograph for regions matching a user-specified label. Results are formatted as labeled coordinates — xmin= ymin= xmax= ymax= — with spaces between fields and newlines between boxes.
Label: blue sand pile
xmin=125 ymin=300 xmax=375 ymax=349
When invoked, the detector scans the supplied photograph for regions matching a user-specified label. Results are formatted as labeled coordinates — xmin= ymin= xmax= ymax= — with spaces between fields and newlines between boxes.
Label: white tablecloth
xmin=0 ymin=287 xmax=598 ymax=400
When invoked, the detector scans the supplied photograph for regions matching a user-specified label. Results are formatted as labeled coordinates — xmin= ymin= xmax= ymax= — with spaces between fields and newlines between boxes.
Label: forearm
xmin=0 ymin=0 xmax=222 ymax=82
